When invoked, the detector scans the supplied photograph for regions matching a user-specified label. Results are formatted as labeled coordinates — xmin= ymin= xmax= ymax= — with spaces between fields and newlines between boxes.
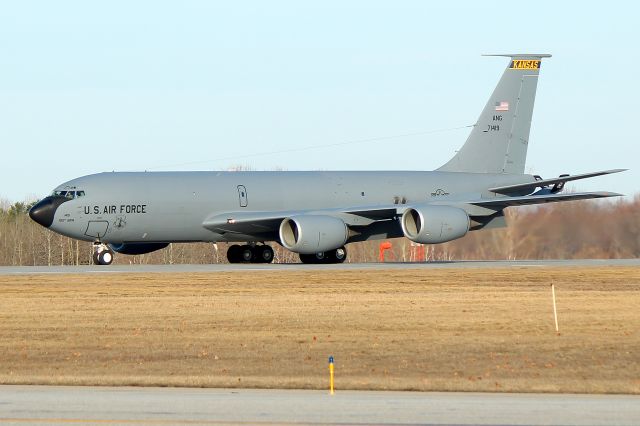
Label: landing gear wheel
xmin=299 ymin=246 xmax=347 ymax=264
xmin=314 ymin=252 xmax=327 ymax=263
xmin=330 ymin=246 xmax=347 ymax=263
xmin=240 ymin=246 xmax=254 ymax=262
xmin=92 ymin=243 xmax=114 ymax=265
xmin=299 ymin=253 xmax=313 ymax=264
xmin=226 ymin=245 xmax=242 ymax=263
xmin=255 ymin=245 xmax=274 ymax=263
xmin=299 ymin=252 xmax=326 ymax=264
xmin=97 ymin=249 xmax=114 ymax=265
xmin=228 ymin=244 xmax=275 ymax=264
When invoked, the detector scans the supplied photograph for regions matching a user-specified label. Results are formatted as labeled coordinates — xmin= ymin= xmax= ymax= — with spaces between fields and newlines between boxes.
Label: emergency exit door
xmin=237 ymin=185 xmax=248 ymax=207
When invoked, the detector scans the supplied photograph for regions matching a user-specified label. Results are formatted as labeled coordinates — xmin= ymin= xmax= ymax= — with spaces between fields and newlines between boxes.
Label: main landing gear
xmin=92 ymin=243 xmax=114 ymax=266
xmin=299 ymin=246 xmax=347 ymax=264
xmin=226 ymin=244 xmax=274 ymax=264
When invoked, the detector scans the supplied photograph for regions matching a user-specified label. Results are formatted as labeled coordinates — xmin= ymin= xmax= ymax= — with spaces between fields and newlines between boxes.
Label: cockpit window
xmin=52 ymin=190 xmax=85 ymax=199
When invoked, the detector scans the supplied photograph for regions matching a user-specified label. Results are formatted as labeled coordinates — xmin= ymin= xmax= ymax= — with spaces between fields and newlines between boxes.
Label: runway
xmin=1 ymin=259 xmax=638 ymax=275
xmin=0 ymin=386 xmax=638 ymax=426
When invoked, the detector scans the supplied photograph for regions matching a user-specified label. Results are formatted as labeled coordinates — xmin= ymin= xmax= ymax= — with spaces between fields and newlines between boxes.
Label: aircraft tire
xmin=299 ymin=247 xmax=347 ymax=264
xmin=254 ymin=245 xmax=274 ymax=263
xmin=226 ymin=245 xmax=242 ymax=263
xmin=329 ymin=246 xmax=347 ymax=263
xmin=315 ymin=252 xmax=327 ymax=263
xmin=240 ymin=246 xmax=254 ymax=262
xmin=92 ymin=251 xmax=100 ymax=265
xmin=299 ymin=253 xmax=316 ymax=264
xmin=97 ymin=249 xmax=114 ymax=266
xmin=299 ymin=252 xmax=327 ymax=264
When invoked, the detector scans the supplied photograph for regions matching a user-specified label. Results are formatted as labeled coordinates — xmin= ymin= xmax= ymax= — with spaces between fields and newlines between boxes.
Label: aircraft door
xmin=85 ymin=220 xmax=109 ymax=238
xmin=237 ymin=185 xmax=248 ymax=207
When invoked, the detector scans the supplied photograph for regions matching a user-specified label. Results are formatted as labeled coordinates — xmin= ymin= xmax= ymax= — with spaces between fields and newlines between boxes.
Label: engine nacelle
xmin=279 ymin=215 xmax=348 ymax=254
xmin=400 ymin=205 xmax=470 ymax=244
xmin=109 ymin=242 xmax=170 ymax=255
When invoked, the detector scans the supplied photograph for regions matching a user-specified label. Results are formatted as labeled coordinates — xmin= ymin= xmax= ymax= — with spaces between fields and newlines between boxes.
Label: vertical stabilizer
xmin=438 ymin=54 xmax=551 ymax=174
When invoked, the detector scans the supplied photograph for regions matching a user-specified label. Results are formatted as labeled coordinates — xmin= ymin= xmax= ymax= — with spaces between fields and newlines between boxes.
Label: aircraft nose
xmin=29 ymin=196 xmax=69 ymax=228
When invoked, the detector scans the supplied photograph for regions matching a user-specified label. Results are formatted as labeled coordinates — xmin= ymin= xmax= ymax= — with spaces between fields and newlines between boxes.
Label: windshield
xmin=52 ymin=190 xmax=85 ymax=199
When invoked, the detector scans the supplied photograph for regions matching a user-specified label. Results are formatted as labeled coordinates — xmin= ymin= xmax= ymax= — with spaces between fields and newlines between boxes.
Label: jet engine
xmin=400 ymin=205 xmax=470 ymax=244
xmin=109 ymin=242 xmax=170 ymax=255
xmin=279 ymin=215 xmax=348 ymax=254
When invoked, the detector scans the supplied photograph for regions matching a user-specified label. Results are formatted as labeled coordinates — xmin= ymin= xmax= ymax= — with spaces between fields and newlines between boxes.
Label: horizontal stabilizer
xmin=489 ymin=169 xmax=627 ymax=195
xmin=470 ymin=191 xmax=622 ymax=209
xmin=482 ymin=53 xmax=552 ymax=58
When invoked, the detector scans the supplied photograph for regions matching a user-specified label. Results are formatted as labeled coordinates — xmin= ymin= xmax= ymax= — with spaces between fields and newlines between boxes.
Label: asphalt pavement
xmin=0 ymin=385 xmax=638 ymax=425
xmin=1 ymin=259 xmax=638 ymax=275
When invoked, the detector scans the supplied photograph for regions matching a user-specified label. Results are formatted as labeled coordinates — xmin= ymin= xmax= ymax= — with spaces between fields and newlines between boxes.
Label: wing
xmin=203 ymin=210 xmax=299 ymax=235
xmin=203 ymin=190 xmax=622 ymax=238
xmin=203 ymin=167 xmax=623 ymax=237
xmin=488 ymin=169 xmax=626 ymax=195
xmin=202 ymin=205 xmax=399 ymax=235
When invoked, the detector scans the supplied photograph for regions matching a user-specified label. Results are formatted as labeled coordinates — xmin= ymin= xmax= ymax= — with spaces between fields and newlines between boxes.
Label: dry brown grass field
xmin=0 ymin=267 xmax=638 ymax=393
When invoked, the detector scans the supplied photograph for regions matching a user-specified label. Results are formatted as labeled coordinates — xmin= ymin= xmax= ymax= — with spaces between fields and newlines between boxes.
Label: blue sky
xmin=1 ymin=1 xmax=638 ymax=202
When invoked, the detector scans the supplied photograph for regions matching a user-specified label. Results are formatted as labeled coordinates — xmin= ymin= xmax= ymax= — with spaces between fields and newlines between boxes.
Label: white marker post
xmin=551 ymin=284 xmax=559 ymax=333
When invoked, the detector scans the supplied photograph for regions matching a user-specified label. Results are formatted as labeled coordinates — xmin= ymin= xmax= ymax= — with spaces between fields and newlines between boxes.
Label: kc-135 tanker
xmin=29 ymin=54 xmax=624 ymax=265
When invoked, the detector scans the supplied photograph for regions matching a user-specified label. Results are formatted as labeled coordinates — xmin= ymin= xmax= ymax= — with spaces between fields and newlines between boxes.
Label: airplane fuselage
xmin=46 ymin=170 xmax=534 ymax=245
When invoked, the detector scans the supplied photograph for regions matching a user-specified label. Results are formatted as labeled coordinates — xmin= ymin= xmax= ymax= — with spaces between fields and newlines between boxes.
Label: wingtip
xmin=596 ymin=191 xmax=624 ymax=197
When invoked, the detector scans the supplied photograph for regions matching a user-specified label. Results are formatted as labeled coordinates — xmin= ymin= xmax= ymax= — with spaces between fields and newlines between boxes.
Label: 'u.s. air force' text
xmin=84 ymin=204 xmax=147 ymax=214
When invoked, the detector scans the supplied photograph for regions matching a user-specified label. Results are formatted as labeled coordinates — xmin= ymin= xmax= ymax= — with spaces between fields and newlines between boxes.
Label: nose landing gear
xmin=92 ymin=243 xmax=114 ymax=265
xmin=226 ymin=244 xmax=274 ymax=264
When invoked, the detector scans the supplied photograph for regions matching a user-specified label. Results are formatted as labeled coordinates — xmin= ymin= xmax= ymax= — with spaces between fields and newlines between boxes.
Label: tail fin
xmin=438 ymin=54 xmax=551 ymax=174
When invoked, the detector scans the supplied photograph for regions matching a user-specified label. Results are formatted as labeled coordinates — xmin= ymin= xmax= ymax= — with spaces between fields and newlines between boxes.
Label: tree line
xmin=1 ymin=196 xmax=638 ymax=266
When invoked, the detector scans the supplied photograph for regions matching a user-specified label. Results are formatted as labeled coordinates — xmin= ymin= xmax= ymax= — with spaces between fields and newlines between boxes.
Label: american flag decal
xmin=495 ymin=101 xmax=509 ymax=111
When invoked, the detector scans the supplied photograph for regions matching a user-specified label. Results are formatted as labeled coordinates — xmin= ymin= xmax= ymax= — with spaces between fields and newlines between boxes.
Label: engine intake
xmin=279 ymin=215 xmax=348 ymax=254
xmin=401 ymin=205 xmax=469 ymax=244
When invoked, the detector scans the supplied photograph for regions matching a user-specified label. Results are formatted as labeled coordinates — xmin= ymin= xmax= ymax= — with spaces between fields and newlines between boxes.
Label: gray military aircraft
xmin=29 ymin=54 xmax=624 ymax=265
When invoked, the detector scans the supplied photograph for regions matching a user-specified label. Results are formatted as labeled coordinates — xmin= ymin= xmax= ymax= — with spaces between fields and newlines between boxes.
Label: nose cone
xmin=29 ymin=196 xmax=70 ymax=228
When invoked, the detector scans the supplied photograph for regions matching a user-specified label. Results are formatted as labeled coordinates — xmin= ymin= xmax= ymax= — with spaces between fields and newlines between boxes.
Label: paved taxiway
xmin=1 ymin=259 xmax=638 ymax=275
xmin=1 ymin=385 xmax=638 ymax=425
